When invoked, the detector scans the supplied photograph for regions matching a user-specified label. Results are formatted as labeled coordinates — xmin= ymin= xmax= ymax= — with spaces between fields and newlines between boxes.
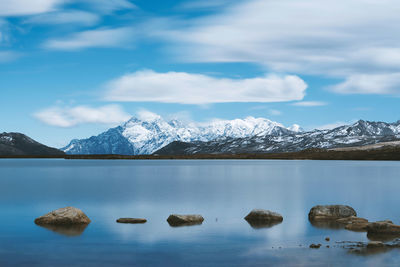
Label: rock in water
xmin=116 ymin=218 xmax=147 ymax=224
xmin=167 ymin=214 xmax=204 ymax=226
xmin=34 ymin=207 xmax=91 ymax=225
xmin=244 ymin=209 xmax=283 ymax=228
xmin=367 ymin=221 xmax=400 ymax=235
xmin=308 ymin=205 xmax=356 ymax=221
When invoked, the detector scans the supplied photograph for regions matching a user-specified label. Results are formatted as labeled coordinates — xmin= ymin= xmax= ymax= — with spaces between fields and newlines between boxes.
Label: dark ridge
xmin=0 ymin=132 xmax=65 ymax=156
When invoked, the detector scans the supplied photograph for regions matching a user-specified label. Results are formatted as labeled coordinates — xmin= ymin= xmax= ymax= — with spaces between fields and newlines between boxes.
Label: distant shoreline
xmin=1 ymin=147 xmax=400 ymax=161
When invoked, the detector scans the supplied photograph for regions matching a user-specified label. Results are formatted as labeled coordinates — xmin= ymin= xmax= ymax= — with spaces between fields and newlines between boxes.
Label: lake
xmin=0 ymin=159 xmax=400 ymax=266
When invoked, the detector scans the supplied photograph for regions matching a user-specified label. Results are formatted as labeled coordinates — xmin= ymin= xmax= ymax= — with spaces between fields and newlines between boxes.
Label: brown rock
xmin=308 ymin=205 xmax=356 ymax=221
xmin=310 ymin=244 xmax=322 ymax=249
xmin=34 ymin=207 xmax=91 ymax=225
xmin=167 ymin=214 xmax=204 ymax=226
xmin=336 ymin=216 xmax=368 ymax=224
xmin=367 ymin=241 xmax=385 ymax=248
xmin=116 ymin=218 xmax=147 ymax=224
xmin=325 ymin=237 xmax=330 ymax=241
xmin=367 ymin=221 xmax=400 ymax=235
xmin=245 ymin=209 xmax=283 ymax=223
xmin=345 ymin=222 xmax=370 ymax=232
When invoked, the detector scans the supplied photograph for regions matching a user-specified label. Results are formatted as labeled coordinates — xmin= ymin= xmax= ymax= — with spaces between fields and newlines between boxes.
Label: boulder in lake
xmin=244 ymin=209 xmax=283 ymax=228
xmin=34 ymin=207 xmax=91 ymax=225
xmin=367 ymin=221 xmax=400 ymax=235
xmin=167 ymin=214 xmax=204 ymax=226
xmin=308 ymin=205 xmax=356 ymax=221
xmin=310 ymin=244 xmax=322 ymax=249
xmin=116 ymin=218 xmax=147 ymax=224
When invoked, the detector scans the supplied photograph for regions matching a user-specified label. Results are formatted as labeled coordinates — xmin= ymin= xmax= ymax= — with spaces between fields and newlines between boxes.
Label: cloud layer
xmin=0 ymin=0 xmax=65 ymax=16
xmin=104 ymin=70 xmax=307 ymax=104
xmin=34 ymin=104 xmax=131 ymax=127
xmin=158 ymin=0 xmax=400 ymax=95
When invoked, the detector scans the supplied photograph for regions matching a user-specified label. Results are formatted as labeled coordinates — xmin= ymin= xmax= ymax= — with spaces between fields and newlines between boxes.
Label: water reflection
xmin=36 ymin=224 xmax=88 ymax=237
xmin=246 ymin=220 xmax=282 ymax=229
xmin=1 ymin=159 xmax=400 ymax=265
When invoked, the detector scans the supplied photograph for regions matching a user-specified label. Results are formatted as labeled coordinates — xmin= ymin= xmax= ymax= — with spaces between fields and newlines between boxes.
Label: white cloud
xmin=330 ymin=73 xmax=400 ymax=95
xmin=0 ymin=0 xmax=65 ymax=16
xmin=104 ymin=70 xmax=307 ymax=104
xmin=34 ymin=104 xmax=131 ymax=127
xmin=155 ymin=0 xmax=400 ymax=94
xmin=291 ymin=101 xmax=327 ymax=107
xmin=43 ymin=27 xmax=134 ymax=50
xmin=24 ymin=10 xmax=100 ymax=26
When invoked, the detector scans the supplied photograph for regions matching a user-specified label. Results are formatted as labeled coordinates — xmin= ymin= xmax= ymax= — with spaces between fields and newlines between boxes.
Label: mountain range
xmin=0 ymin=132 xmax=65 ymax=156
xmin=61 ymin=115 xmax=400 ymax=155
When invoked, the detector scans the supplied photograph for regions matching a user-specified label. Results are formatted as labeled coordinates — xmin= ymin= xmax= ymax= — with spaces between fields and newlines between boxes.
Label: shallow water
xmin=0 ymin=159 xmax=400 ymax=266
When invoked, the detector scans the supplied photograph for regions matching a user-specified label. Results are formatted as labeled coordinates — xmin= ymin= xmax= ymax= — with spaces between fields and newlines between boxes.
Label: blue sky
xmin=1 ymin=0 xmax=399 ymax=147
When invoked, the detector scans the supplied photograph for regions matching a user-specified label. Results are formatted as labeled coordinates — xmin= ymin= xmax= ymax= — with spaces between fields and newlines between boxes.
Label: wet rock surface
xmin=34 ymin=207 xmax=91 ymax=225
xmin=116 ymin=218 xmax=147 ymax=224
xmin=337 ymin=239 xmax=400 ymax=255
xmin=308 ymin=205 xmax=357 ymax=221
xmin=310 ymin=244 xmax=322 ymax=249
xmin=244 ymin=209 xmax=283 ymax=227
xmin=167 ymin=214 xmax=204 ymax=227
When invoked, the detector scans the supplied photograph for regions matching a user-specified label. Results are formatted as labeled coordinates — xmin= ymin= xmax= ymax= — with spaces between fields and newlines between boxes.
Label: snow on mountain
xmin=62 ymin=115 xmax=400 ymax=156
xmin=154 ymin=120 xmax=400 ymax=155
xmin=62 ymin=114 xmax=296 ymax=155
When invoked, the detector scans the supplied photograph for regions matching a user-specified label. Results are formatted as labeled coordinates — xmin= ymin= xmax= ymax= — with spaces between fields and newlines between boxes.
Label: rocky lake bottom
xmin=1 ymin=159 xmax=400 ymax=266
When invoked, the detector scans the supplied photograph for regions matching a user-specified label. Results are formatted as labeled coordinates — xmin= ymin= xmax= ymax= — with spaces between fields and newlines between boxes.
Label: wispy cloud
xmin=177 ymin=0 xmax=231 ymax=10
xmin=24 ymin=10 xmax=100 ymax=26
xmin=0 ymin=51 xmax=20 ymax=62
xmin=154 ymin=0 xmax=400 ymax=95
xmin=34 ymin=104 xmax=131 ymax=127
xmin=330 ymin=73 xmax=400 ymax=95
xmin=315 ymin=121 xmax=351 ymax=130
xmin=80 ymin=0 xmax=137 ymax=14
xmin=43 ymin=27 xmax=134 ymax=50
xmin=0 ymin=0 xmax=65 ymax=16
xmin=104 ymin=70 xmax=307 ymax=104
xmin=291 ymin=101 xmax=327 ymax=107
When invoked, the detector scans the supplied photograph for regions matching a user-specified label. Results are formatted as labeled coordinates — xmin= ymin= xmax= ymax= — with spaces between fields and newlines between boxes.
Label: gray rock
xmin=245 ymin=209 xmax=283 ymax=222
xmin=308 ymin=205 xmax=357 ymax=221
xmin=167 ymin=214 xmax=204 ymax=226
xmin=116 ymin=218 xmax=147 ymax=224
xmin=34 ymin=207 xmax=91 ymax=225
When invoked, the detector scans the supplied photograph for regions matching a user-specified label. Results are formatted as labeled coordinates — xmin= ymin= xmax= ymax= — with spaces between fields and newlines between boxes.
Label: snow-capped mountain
xmin=62 ymin=114 xmax=299 ymax=155
xmin=155 ymin=120 xmax=400 ymax=155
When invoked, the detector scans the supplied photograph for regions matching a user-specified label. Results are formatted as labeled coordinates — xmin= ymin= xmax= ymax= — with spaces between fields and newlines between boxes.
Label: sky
xmin=1 ymin=0 xmax=400 ymax=148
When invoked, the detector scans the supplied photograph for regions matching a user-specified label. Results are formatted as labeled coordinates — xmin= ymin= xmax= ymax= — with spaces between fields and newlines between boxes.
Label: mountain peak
xmin=62 ymin=114 xmax=295 ymax=155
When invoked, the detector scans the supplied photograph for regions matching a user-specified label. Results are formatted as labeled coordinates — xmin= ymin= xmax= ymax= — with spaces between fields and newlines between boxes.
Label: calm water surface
xmin=1 ymin=159 xmax=400 ymax=266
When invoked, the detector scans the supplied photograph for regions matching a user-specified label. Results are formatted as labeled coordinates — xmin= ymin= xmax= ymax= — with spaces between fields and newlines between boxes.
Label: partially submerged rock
xmin=367 ymin=221 xmax=400 ymax=235
xmin=245 ymin=209 xmax=283 ymax=223
xmin=167 ymin=214 xmax=204 ymax=227
xmin=310 ymin=244 xmax=322 ymax=249
xmin=116 ymin=218 xmax=147 ymax=224
xmin=34 ymin=207 xmax=91 ymax=225
xmin=308 ymin=205 xmax=357 ymax=221
xmin=339 ymin=216 xmax=369 ymax=232
xmin=367 ymin=241 xmax=385 ymax=248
